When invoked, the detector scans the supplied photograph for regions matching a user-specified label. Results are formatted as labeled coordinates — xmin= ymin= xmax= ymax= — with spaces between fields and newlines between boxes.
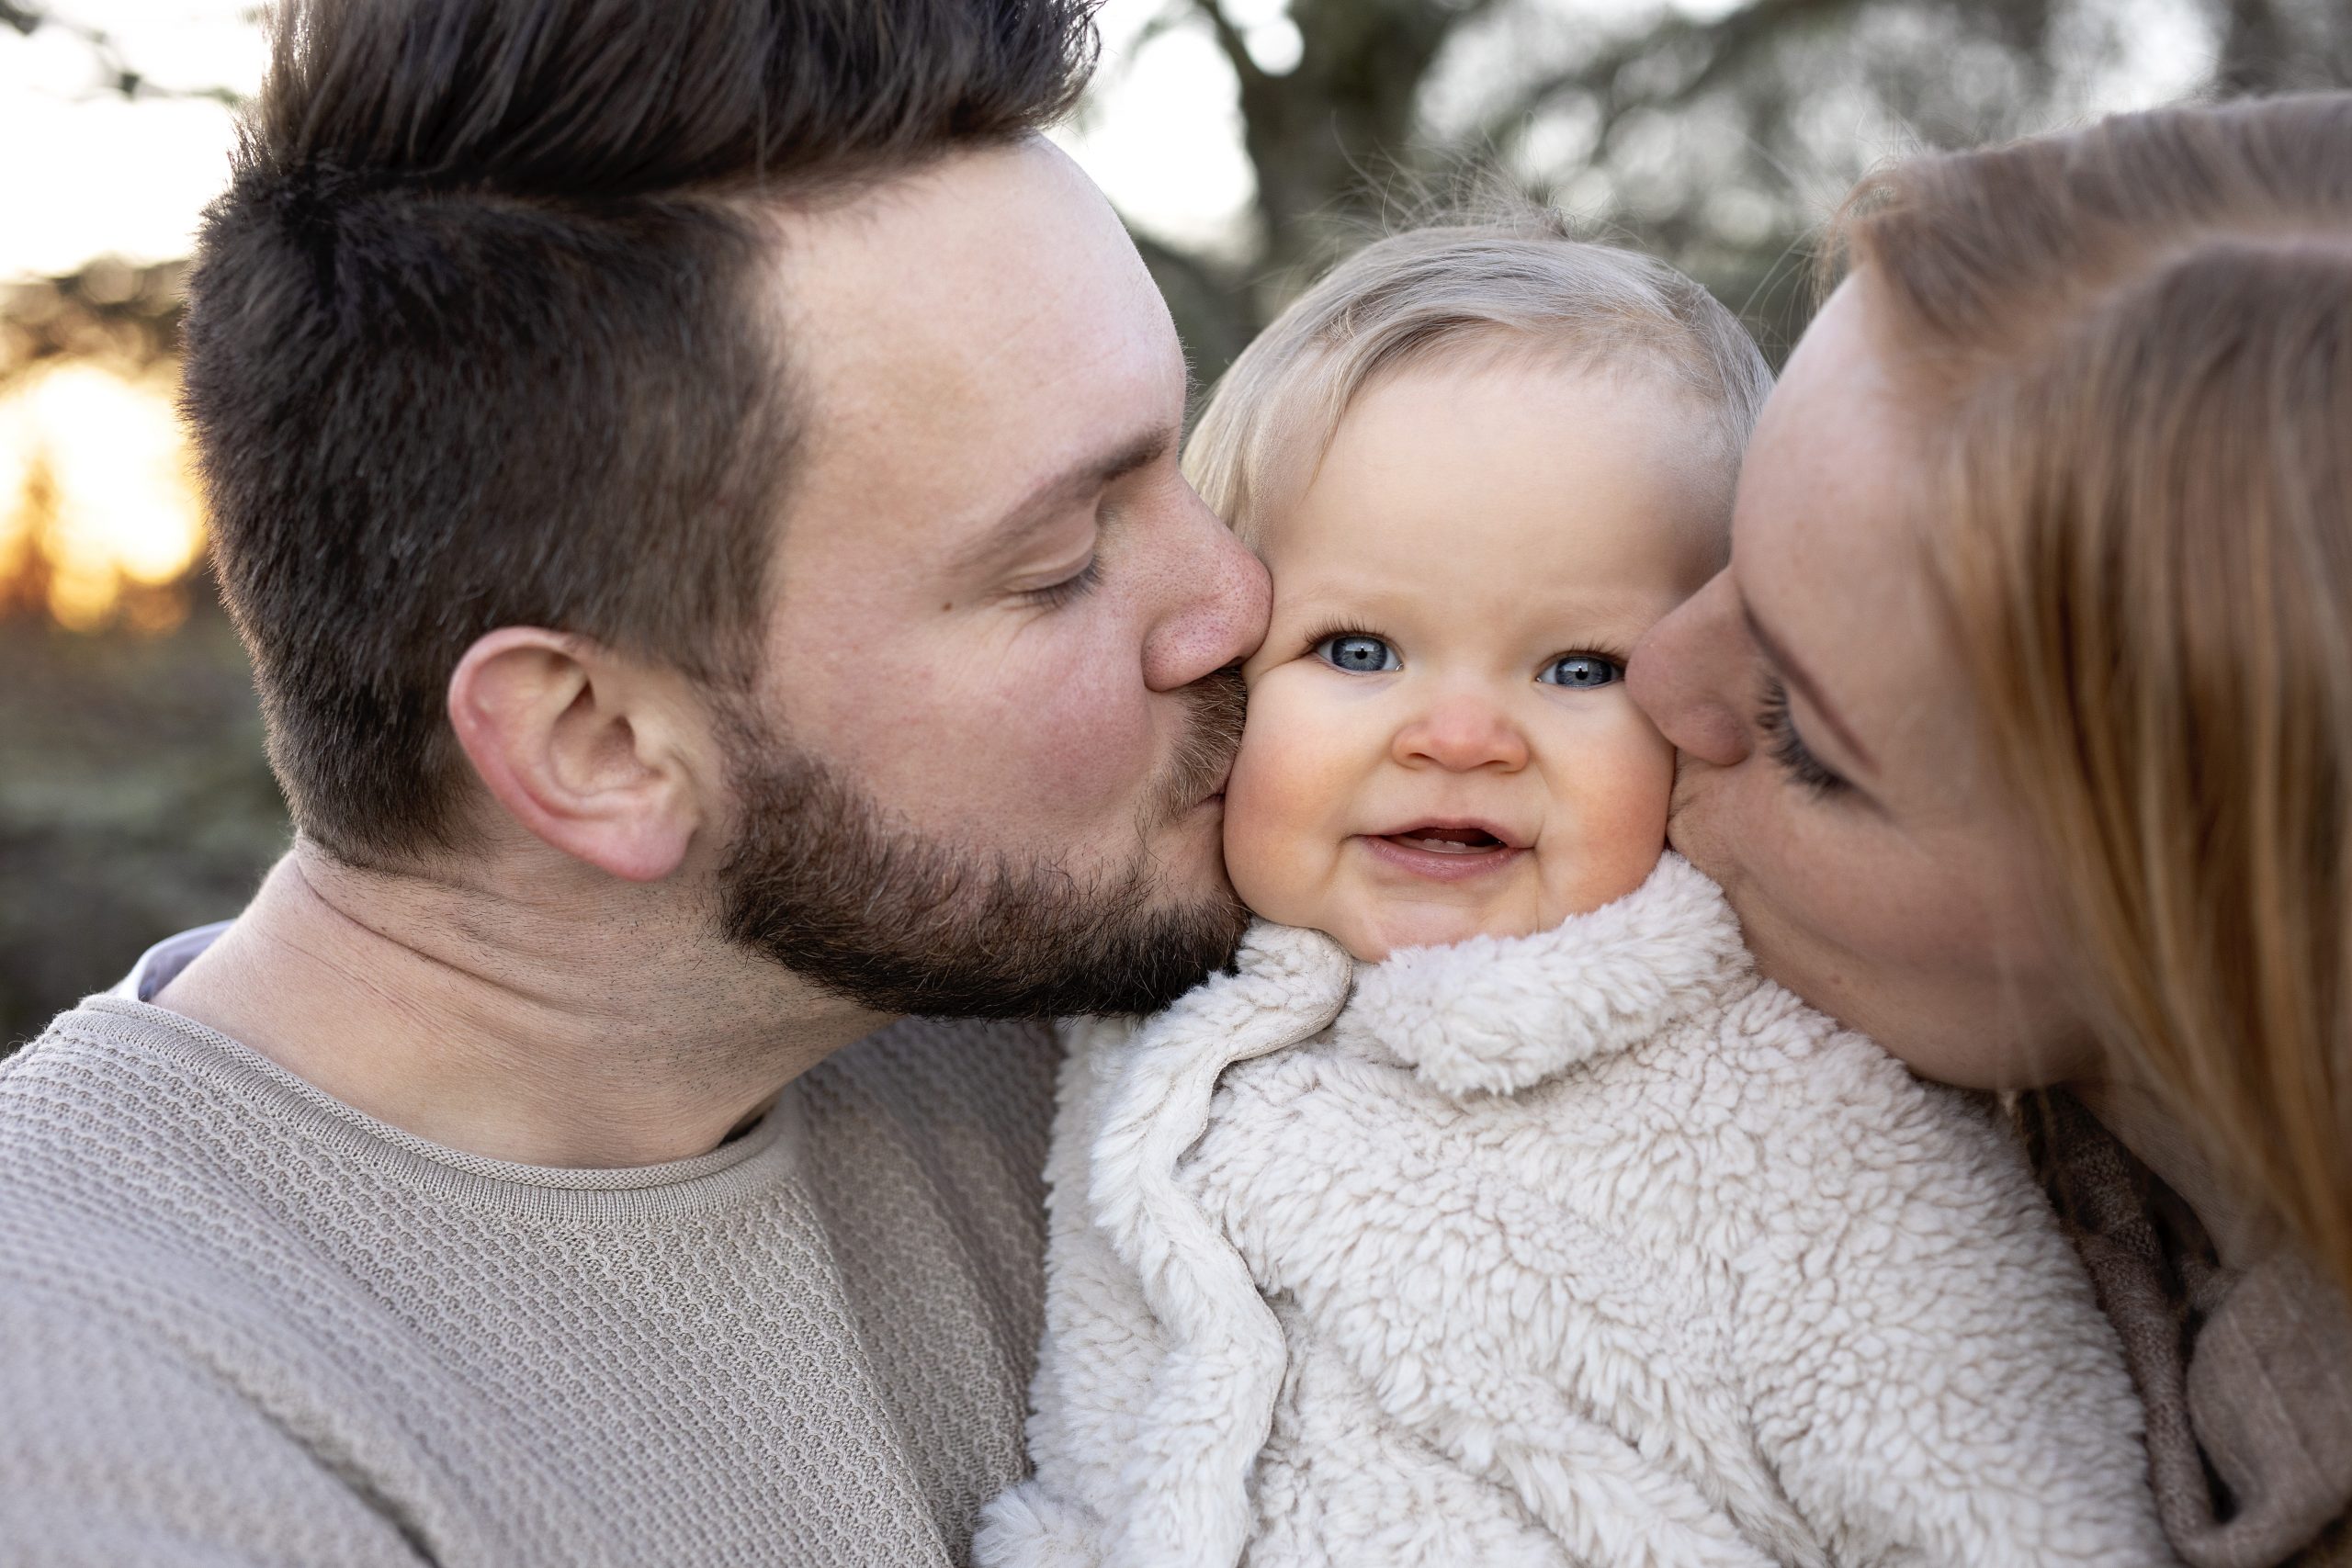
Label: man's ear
xmin=446 ymin=628 xmax=715 ymax=883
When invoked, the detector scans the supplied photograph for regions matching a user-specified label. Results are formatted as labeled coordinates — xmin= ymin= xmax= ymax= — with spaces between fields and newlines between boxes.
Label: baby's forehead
xmin=1230 ymin=332 xmax=1736 ymax=539
xmin=1251 ymin=355 xmax=1731 ymax=609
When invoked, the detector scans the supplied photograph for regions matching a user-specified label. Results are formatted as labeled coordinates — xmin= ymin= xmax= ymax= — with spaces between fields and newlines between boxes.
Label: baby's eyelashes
xmin=1312 ymin=632 xmax=1401 ymax=673
xmin=1304 ymin=633 xmax=1626 ymax=689
xmin=1538 ymin=654 xmax=1623 ymax=689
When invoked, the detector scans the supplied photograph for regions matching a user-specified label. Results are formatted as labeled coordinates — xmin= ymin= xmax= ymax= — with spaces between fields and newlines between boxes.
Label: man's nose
xmin=1140 ymin=489 xmax=1272 ymax=693
xmin=1628 ymin=570 xmax=1752 ymax=769
xmin=1392 ymin=690 xmax=1530 ymax=773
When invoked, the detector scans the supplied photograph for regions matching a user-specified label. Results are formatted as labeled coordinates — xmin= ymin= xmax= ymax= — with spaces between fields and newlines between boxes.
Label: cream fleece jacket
xmin=977 ymin=854 xmax=2171 ymax=1568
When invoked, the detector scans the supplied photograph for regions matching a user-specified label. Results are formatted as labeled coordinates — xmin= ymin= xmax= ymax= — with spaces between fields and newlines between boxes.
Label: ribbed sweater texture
xmin=0 ymin=995 xmax=1056 ymax=1566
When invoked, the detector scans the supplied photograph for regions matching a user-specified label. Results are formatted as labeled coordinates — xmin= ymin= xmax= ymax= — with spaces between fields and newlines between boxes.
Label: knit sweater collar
xmin=1329 ymin=851 xmax=1750 ymax=1096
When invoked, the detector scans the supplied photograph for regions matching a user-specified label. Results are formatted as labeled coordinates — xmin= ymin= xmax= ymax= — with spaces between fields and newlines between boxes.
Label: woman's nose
xmin=1629 ymin=570 xmax=1753 ymax=768
xmin=1392 ymin=693 xmax=1530 ymax=773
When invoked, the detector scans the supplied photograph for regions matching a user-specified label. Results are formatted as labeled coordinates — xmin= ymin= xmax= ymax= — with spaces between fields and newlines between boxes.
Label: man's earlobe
xmin=447 ymin=628 xmax=707 ymax=883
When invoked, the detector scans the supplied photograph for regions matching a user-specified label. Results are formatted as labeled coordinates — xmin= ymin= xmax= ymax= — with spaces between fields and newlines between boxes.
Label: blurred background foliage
xmin=3 ymin=0 xmax=2347 ymax=1043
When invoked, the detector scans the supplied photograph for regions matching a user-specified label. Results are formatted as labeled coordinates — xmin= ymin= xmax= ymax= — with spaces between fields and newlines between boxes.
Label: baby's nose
xmin=1392 ymin=695 xmax=1530 ymax=773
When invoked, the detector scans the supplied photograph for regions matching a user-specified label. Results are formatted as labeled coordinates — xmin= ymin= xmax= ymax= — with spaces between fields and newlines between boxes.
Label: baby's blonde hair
xmin=1183 ymin=209 xmax=1773 ymax=547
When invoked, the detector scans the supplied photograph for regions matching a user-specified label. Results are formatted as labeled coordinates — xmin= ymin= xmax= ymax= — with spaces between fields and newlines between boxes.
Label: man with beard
xmin=0 ymin=2 xmax=1268 ymax=1564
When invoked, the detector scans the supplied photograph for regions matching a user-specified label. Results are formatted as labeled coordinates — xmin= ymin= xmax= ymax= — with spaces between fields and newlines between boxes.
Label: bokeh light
xmin=0 ymin=361 xmax=204 ymax=633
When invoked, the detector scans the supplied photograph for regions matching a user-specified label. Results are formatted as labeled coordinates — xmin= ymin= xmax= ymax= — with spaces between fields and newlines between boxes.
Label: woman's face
xmin=1628 ymin=277 xmax=2098 ymax=1090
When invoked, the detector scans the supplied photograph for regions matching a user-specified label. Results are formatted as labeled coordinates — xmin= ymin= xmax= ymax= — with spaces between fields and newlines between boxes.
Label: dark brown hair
xmin=181 ymin=0 xmax=1099 ymax=864
xmin=1832 ymin=94 xmax=2352 ymax=1291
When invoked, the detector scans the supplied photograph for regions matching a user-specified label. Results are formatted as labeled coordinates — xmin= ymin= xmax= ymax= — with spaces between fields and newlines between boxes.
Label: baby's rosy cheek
xmin=1583 ymin=752 xmax=1673 ymax=836
xmin=1225 ymin=755 xmax=1315 ymax=894
xmin=1547 ymin=725 xmax=1676 ymax=910
xmin=1224 ymin=710 xmax=1356 ymax=920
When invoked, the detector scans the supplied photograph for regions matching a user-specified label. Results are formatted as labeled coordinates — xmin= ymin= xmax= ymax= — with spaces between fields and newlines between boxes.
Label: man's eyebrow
xmin=954 ymin=427 xmax=1174 ymax=573
xmin=1744 ymin=604 xmax=1877 ymax=773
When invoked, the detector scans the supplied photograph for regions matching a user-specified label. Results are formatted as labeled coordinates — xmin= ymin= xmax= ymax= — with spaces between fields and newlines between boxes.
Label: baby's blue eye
xmin=1316 ymin=634 xmax=1400 ymax=674
xmin=1540 ymin=653 xmax=1621 ymax=689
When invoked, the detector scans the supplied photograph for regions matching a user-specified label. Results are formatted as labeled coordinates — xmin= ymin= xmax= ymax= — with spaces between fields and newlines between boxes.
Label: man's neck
xmin=152 ymin=845 xmax=888 ymax=1168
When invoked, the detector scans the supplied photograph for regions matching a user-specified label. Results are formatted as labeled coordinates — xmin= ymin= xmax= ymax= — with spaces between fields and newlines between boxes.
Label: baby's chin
xmin=1287 ymin=855 xmax=1668 ymax=963
xmin=1325 ymin=901 xmax=1553 ymax=964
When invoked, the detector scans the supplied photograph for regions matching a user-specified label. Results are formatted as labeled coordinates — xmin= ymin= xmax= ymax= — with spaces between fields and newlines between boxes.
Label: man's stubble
xmin=715 ymin=667 xmax=1250 ymax=1018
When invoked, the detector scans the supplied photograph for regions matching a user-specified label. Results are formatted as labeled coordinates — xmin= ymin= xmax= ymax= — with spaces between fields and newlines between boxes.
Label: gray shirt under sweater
xmin=0 ymin=929 xmax=1057 ymax=1567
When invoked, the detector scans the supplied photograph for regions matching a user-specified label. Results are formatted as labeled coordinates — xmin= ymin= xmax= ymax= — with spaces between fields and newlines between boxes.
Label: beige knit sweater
xmin=0 ymin=971 xmax=1056 ymax=1565
xmin=2028 ymin=1092 xmax=2352 ymax=1567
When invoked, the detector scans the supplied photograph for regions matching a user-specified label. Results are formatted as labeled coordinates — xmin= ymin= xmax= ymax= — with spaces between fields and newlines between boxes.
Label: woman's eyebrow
xmin=1744 ymin=604 xmax=1878 ymax=773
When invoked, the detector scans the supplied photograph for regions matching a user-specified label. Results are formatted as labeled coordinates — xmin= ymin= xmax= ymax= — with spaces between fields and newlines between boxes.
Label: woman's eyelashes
xmin=1312 ymin=630 xmax=1401 ymax=673
xmin=1757 ymin=677 xmax=1850 ymax=796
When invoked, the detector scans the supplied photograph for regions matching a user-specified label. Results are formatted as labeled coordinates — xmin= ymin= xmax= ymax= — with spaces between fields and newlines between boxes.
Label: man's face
xmin=716 ymin=139 xmax=1271 ymax=1017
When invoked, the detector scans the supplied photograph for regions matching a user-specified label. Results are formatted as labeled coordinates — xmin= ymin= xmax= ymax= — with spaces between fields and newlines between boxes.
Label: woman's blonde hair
xmin=1835 ymin=94 xmax=2352 ymax=1289
xmin=1183 ymin=208 xmax=1773 ymax=544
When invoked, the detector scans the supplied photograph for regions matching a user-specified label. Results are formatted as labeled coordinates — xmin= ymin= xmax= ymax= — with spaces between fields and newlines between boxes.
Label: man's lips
xmin=1355 ymin=820 xmax=1529 ymax=883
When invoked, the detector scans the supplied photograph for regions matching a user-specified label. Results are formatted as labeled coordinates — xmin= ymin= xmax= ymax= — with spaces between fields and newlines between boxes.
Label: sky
xmin=0 ymin=1 xmax=265 ymax=278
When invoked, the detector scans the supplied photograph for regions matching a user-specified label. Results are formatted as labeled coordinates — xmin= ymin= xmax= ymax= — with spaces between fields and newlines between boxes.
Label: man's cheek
xmin=823 ymin=687 xmax=1135 ymax=847
xmin=999 ymin=675 xmax=1159 ymax=822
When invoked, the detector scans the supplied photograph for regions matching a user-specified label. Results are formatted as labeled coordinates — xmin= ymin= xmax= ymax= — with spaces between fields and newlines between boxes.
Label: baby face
xmin=1224 ymin=355 xmax=1726 ymax=961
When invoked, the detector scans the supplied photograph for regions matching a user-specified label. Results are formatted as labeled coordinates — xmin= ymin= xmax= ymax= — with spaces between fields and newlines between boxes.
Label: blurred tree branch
xmin=1206 ymin=0 xmax=1487 ymax=284
xmin=1129 ymin=229 xmax=1256 ymax=392
xmin=1191 ymin=0 xmax=1265 ymax=88
xmin=1124 ymin=0 xmax=2349 ymax=391
xmin=1478 ymin=0 xmax=1869 ymax=157
xmin=2212 ymin=0 xmax=2352 ymax=92
xmin=1 ymin=262 xmax=188 ymax=384
xmin=1 ymin=1 xmax=243 ymax=106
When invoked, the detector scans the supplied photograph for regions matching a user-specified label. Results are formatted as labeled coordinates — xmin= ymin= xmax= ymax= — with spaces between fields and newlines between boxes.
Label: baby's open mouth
xmin=1384 ymin=826 xmax=1507 ymax=855
xmin=1360 ymin=822 xmax=1525 ymax=883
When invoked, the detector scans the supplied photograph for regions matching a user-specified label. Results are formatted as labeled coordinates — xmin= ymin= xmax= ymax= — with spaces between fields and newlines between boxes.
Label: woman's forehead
xmin=1733 ymin=288 xmax=1990 ymax=810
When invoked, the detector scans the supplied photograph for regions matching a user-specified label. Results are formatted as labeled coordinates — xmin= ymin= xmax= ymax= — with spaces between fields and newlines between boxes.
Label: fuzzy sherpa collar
xmin=1332 ymin=851 xmax=1750 ymax=1097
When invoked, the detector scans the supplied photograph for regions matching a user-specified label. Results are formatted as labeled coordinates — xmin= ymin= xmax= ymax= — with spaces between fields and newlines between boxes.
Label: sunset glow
xmin=0 ymin=363 xmax=205 ymax=632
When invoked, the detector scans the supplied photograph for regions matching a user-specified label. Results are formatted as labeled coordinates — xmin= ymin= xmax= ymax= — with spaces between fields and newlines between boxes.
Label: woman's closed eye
xmin=1538 ymin=653 xmax=1622 ymax=690
xmin=1757 ymin=677 xmax=1850 ymax=796
xmin=1313 ymin=631 xmax=1401 ymax=674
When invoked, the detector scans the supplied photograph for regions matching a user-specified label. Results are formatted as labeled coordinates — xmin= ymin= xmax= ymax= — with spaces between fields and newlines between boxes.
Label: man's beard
xmin=714 ymin=669 xmax=1250 ymax=1018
